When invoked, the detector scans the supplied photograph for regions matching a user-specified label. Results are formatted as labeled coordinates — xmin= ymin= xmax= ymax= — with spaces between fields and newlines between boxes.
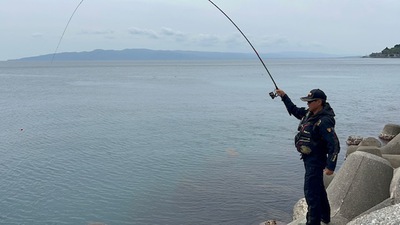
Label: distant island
xmin=366 ymin=44 xmax=400 ymax=58
xmin=8 ymin=48 xmax=344 ymax=61
xmin=11 ymin=49 xmax=254 ymax=61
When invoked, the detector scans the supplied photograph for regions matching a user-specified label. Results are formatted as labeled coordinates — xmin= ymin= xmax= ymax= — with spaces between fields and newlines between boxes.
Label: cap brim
xmin=300 ymin=97 xmax=316 ymax=102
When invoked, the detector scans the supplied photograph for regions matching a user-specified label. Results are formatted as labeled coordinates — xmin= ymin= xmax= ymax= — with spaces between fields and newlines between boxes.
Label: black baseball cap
xmin=300 ymin=89 xmax=327 ymax=102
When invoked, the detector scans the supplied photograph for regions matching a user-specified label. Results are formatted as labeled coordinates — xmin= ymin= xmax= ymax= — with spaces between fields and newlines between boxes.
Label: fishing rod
xmin=51 ymin=0 xmax=85 ymax=63
xmin=53 ymin=0 xmax=279 ymax=99
xmin=208 ymin=0 xmax=279 ymax=99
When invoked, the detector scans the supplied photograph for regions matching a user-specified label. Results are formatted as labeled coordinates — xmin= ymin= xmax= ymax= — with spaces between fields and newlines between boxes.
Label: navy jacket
xmin=281 ymin=94 xmax=340 ymax=171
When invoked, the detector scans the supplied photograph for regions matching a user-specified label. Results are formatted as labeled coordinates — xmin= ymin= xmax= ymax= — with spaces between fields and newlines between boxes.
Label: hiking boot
xmin=321 ymin=219 xmax=330 ymax=224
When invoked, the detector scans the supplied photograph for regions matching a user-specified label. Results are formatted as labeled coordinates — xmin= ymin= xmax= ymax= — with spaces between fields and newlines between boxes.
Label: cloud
xmin=126 ymin=27 xmax=249 ymax=50
xmin=31 ymin=32 xmax=44 ymax=38
xmin=127 ymin=27 xmax=220 ymax=45
xmin=258 ymin=35 xmax=290 ymax=48
xmin=128 ymin=27 xmax=160 ymax=39
xmin=192 ymin=34 xmax=221 ymax=46
xmin=160 ymin=27 xmax=184 ymax=38
xmin=79 ymin=29 xmax=115 ymax=35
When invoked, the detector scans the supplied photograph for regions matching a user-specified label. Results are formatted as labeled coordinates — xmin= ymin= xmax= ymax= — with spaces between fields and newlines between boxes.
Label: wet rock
xmin=260 ymin=220 xmax=287 ymax=225
xmin=346 ymin=135 xmax=363 ymax=145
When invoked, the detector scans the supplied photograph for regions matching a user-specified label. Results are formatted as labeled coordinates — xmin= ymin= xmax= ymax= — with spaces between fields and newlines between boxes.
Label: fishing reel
xmin=269 ymin=91 xmax=278 ymax=99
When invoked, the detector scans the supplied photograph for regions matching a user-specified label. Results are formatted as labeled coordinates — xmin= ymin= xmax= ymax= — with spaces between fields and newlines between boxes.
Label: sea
xmin=0 ymin=58 xmax=399 ymax=225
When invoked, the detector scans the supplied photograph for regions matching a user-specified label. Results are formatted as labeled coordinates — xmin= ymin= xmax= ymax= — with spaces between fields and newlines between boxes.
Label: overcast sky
xmin=1 ymin=0 xmax=399 ymax=61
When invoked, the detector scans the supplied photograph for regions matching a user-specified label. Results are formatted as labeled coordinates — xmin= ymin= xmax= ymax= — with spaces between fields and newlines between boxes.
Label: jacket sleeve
xmin=318 ymin=117 xmax=340 ymax=171
xmin=281 ymin=94 xmax=307 ymax=120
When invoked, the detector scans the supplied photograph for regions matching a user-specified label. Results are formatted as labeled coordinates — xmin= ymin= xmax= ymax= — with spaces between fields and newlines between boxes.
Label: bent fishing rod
xmin=51 ymin=0 xmax=85 ymax=63
xmin=208 ymin=0 xmax=279 ymax=99
xmin=53 ymin=0 xmax=279 ymax=99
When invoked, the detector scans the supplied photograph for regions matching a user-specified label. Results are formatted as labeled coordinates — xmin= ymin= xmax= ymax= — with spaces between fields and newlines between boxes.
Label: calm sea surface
xmin=0 ymin=58 xmax=399 ymax=225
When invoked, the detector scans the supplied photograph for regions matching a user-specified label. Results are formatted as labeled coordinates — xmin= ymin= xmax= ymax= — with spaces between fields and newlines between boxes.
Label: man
xmin=275 ymin=88 xmax=340 ymax=225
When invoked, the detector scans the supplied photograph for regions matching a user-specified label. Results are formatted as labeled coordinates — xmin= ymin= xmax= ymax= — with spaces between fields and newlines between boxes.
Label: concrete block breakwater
xmin=261 ymin=123 xmax=400 ymax=225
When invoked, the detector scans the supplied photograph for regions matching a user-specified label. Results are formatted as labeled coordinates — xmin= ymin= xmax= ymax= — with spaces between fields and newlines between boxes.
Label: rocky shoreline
xmin=261 ymin=123 xmax=400 ymax=225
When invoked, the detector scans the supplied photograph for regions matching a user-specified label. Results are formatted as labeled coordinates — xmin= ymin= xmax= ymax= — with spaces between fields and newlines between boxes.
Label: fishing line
xmin=52 ymin=0 xmax=279 ymax=98
xmin=208 ymin=0 xmax=279 ymax=98
xmin=51 ymin=0 xmax=85 ymax=63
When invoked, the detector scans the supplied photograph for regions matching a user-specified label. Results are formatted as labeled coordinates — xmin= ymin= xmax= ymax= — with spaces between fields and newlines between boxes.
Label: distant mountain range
xmin=10 ymin=48 xmax=349 ymax=61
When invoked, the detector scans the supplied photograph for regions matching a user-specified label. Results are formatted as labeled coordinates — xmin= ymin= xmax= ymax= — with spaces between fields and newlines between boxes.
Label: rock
xmin=323 ymin=173 xmax=335 ymax=189
xmin=292 ymin=198 xmax=307 ymax=221
xmin=287 ymin=217 xmax=305 ymax=225
xmin=390 ymin=168 xmax=400 ymax=203
xmin=346 ymin=203 xmax=400 ymax=225
xmin=330 ymin=214 xmax=350 ymax=225
xmin=259 ymin=220 xmax=287 ymax=225
xmin=379 ymin=124 xmax=400 ymax=141
xmin=346 ymin=146 xmax=382 ymax=158
xmin=358 ymin=137 xmax=382 ymax=147
xmin=287 ymin=217 xmax=346 ymax=225
xmin=346 ymin=135 xmax=363 ymax=145
xmin=356 ymin=146 xmax=382 ymax=157
xmin=327 ymin=151 xmax=393 ymax=222
xmin=345 ymin=145 xmax=359 ymax=157
xmin=291 ymin=175 xmax=335 ymax=221
xmin=382 ymin=154 xmax=400 ymax=168
xmin=380 ymin=133 xmax=400 ymax=155
xmin=274 ymin=124 xmax=400 ymax=225
xmin=355 ymin=198 xmax=395 ymax=219
xmin=346 ymin=138 xmax=382 ymax=157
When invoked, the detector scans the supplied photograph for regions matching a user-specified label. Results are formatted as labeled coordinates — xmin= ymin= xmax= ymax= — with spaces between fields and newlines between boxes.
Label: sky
xmin=1 ymin=0 xmax=399 ymax=61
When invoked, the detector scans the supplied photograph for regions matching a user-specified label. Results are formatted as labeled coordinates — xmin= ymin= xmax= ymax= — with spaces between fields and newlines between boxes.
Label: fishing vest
xmin=294 ymin=112 xmax=321 ymax=155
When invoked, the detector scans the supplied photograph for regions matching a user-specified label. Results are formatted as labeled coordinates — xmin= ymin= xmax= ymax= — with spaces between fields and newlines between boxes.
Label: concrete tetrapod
xmin=390 ymin=168 xmax=400 ymax=204
xmin=327 ymin=151 xmax=393 ymax=223
xmin=380 ymin=124 xmax=400 ymax=141
xmin=347 ymin=203 xmax=400 ymax=225
xmin=380 ymin=133 xmax=400 ymax=155
xmin=358 ymin=137 xmax=382 ymax=147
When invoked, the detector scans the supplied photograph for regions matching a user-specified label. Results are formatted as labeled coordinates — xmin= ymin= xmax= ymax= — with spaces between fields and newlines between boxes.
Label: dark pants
xmin=304 ymin=163 xmax=330 ymax=225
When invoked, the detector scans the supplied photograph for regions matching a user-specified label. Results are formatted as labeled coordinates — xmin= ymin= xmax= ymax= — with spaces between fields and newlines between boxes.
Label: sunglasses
xmin=307 ymin=100 xmax=317 ymax=104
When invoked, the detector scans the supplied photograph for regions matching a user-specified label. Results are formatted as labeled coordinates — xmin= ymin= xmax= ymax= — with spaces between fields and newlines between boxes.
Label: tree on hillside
xmin=369 ymin=44 xmax=400 ymax=58
xmin=382 ymin=45 xmax=400 ymax=54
